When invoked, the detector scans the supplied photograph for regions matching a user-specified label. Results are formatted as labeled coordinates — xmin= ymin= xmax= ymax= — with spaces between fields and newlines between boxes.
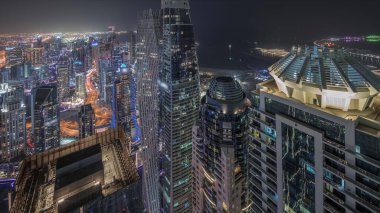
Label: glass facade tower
xmin=136 ymin=9 xmax=162 ymax=213
xmin=0 ymin=83 xmax=26 ymax=162
xmin=78 ymin=104 xmax=95 ymax=139
xmin=192 ymin=77 xmax=251 ymax=213
xmin=160 ymin=0 xmax=200 ymax=212
xmin=31 ymin=85 xmax=60 ymax=153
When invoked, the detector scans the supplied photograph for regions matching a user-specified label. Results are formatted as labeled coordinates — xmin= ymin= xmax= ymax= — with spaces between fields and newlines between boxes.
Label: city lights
xmin=0 ymin=0 xmax=379 ymax=213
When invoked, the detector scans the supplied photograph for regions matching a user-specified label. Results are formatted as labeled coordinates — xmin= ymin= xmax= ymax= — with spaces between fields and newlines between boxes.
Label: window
xmin=356 ymin=159 xmax=380 ymax=176
xmin=356 ymin=130 xmax=380 ymax=161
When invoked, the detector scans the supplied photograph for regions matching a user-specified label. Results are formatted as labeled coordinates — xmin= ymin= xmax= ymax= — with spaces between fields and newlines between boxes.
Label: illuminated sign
xmin=366 ymin=35 xmax=380 ymax=42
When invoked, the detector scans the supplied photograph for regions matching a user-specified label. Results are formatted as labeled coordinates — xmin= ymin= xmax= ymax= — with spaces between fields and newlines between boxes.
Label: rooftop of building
xmin=204 ymin=77 xmax=251 ymax=115
xmin=257 ymin=45 xmax=380 ymax=136
xmin=208 ymin=76 xmax=245 ymax=102
xmin=269 ymin=46 xmax=380 ymax=92
xmin=257 ymin=79 xmax=380 ymax=136
xmin=10 ymin=128 xmax=139 ymax=213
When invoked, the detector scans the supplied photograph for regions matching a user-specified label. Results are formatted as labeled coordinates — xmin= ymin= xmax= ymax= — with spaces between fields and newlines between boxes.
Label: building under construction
xmin=10 ymin=127 xmax=141 ymax=213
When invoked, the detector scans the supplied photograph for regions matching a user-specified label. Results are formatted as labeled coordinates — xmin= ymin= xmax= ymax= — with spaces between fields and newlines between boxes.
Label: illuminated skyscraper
xmin=73 ymin=61 xmax=86 ymax=100
xmin=31 ymin=85 xmax=60 ymax=153
xmin=113 ymin=71 xmax=131 ymax=134
xmin=160 ymin=0 xmax=200 ymax=212
xmin=248 ymin=46 xmax=380 ymax=213
xmin=127 ymin=31 xmax=137 ymax=64
xmin=136 ymin=9 xmax=161 ymax=213
xmin=192 ymin=77 xmax=251 ymax=213
xmin=78 ymin=104 xmax=95 ymax=139
xmin=98 ymin=59 xmax=114 ymax=104
xmin=6 ymin=47 xmax=22 ymax=65
xmin=22 ymin=47 xmax=44 ymax=65
xmin=0 ymin=83 xmax=26 ymax=162
xmin=56 ymin=64 xmax=69 ymax=102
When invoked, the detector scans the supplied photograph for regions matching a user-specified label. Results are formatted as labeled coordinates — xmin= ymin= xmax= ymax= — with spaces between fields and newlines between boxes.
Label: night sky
xmin=0 ymin=0 xmax=379 ymax=66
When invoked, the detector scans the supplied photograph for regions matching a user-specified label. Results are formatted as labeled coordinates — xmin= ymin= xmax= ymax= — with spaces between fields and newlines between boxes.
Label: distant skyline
xmin=1 ymin=0 xmax=379 ymax=36
xmin=1 ymin=0 xmax=379 ymax=67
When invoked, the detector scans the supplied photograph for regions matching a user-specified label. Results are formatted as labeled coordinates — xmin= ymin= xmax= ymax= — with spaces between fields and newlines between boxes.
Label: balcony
xmin=345 ymin=188 xmax=380 ymax=213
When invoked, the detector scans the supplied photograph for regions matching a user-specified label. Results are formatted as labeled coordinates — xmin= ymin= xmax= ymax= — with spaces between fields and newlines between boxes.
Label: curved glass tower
xmin=160 ymin=0 xmax=200 ymax=212
xmin=136 ymin=9 xmax=162 ymax=213
xmin=192 ymin=77 xmax=251 ymax=213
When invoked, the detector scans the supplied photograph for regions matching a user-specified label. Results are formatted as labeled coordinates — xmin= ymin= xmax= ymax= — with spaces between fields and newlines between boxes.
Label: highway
xmin=60 ymin=64 xmax=112 ymax=138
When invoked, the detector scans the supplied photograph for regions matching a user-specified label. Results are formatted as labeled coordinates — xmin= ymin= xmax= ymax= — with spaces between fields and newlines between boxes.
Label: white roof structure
xmin=269 ymin=46 xmax=380 ymax=111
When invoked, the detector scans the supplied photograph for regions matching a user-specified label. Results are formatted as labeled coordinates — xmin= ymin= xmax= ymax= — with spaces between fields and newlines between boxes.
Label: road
xmin=60 ymin=64 xmax=112 ymax=138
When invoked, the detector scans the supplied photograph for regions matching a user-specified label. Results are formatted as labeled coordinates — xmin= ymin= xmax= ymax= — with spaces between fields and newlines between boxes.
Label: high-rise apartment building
xmin=136 ymin=9 xmax=162 ymax=213
xmin=31 ymin=85 xmax=60 ymax=153
xmin=0 ymin=83 xmax=26 ymax=162
xmin=192 ymin=77 xmax=251 ymax=213
xmin=56 ymin=64 xmax=70 ymax=102
xmin=112 ymin=71 xmax=131 ymax=134
xmin=22 ymin=47 xmax=45 ymax=65
xmin=248 ymin=46 xmax=380 ymax=213
xmin=98 ymin=59 xmax=114 ymax=104
xmin=6 ymin=47 xmax=23 ymax=65
xmin=160 ymin=0 xmax=200 ymax=212
xmin=79 ymin=104 xmax=96 ymax=139
xmin=73 ymin=61 xmax=86 ymax=100
xmin=127 ymin=31 xmax=137 ymax=64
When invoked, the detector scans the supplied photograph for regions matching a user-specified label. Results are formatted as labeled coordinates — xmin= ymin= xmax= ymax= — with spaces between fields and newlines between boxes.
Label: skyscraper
xmin=78 ymin=104 xmax=95 ymax=139
xmin=6 ymin=47 xmax=22 ymax=65
xmin=127 ymin=31 xmax=137 ymax=64
xmin=56 ymin=64 xmax=69 ymax=102
xmin=0 ymin=83 xmax=26 ymax=162
xmin=31 ymin=85 xmax=60 ymax=153
xmin=112 ymin=71 xmax=131 ymax=134
xmin=73 ymin=61 xmax=86 ymax=100
xmin=248 ymin=46 xmax=380 ymax=213
xmin=160 ymin=0 xmax=200 ymax=212
xmin=192 ymin=77 xmax=251 ymax=213
xmin=136 ymin=9 xmax=162 ymax=213
xmin=22 ymin=47 xmax=44 ymax=65
xmin=98 ymin=59 xmax=113 ymax=104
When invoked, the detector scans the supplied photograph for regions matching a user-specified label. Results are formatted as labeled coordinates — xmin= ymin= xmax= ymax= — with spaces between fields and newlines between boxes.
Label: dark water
xmin=198 ymin=40 xmax=277 ymax=70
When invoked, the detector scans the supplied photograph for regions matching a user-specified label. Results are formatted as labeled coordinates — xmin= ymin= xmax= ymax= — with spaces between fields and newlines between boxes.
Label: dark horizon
xmin=1 ymin=0 xmax=379 ymax=38
xmin=1 ymin=0 xmax=380 ymax=68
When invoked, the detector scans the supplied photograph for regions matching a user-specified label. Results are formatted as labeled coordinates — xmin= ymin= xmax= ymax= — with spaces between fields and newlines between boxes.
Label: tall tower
xmin=112 ymin=71 xmax=131 ymax=134
xmin=31 ymin=85 xmax=60 ymax=153
xmin=0 ymin=83 xmax=26 ymax=162
xmin=136 ymin=9 xmax=162 ymax=213
xmin=73 ymin=61 xmax=86 ymax=100
xmin=192 ymin=77 xmax=251 ymax=213
xmin=78 ymin=104 xmax=95 ymax=139
xmin=160 ymin=0 xmax=200 ymax=212
xmin=248 ymin=46 xmax=380 ymax=213
xmin=56 ymin=64 xmax=69 ymax=102
xmin=98 ymin=59 xmax=113 ymax=104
